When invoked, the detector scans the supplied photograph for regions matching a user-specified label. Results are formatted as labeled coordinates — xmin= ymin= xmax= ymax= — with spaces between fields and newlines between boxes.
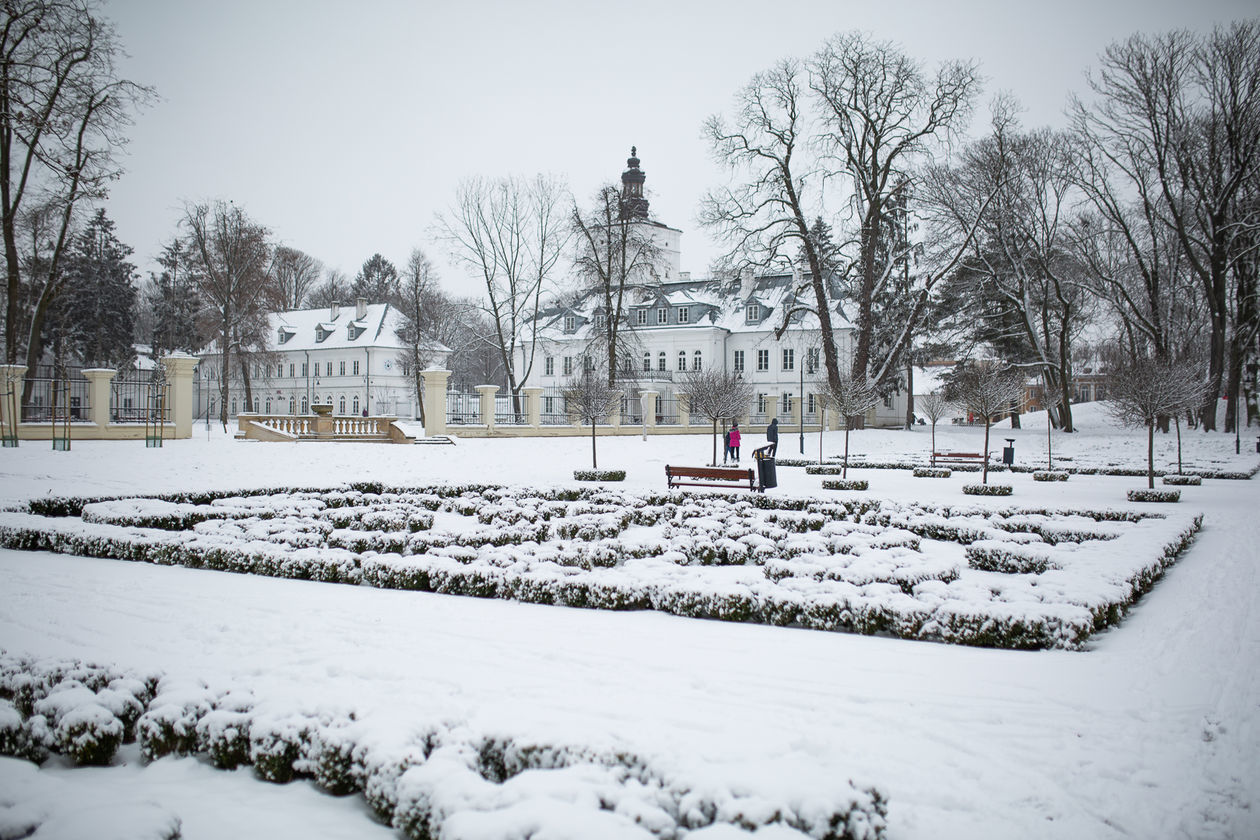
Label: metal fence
xmin=541 ymin=387 xmax=569 ymax=425
xmin=19 ymin=364 xmax=91 ymax=422
xmin=110 ymin=368 xmax=170 ymax=424
xmin=446 ymin=391 xmax=480 ymax=425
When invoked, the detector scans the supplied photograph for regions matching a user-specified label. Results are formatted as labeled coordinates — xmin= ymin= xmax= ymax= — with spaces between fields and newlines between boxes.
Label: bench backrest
xmin=668 ymin=466 xmax=753 ymax=481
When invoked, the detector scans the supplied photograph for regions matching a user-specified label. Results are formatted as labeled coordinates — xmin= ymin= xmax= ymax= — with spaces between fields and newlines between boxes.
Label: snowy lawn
xmin=0 ymin=403 xmax=1257 ymax=839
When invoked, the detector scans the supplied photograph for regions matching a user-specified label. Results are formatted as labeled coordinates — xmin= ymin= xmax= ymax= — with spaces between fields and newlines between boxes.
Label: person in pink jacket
xmin=728 ymin=423 xmax=742 ymax=462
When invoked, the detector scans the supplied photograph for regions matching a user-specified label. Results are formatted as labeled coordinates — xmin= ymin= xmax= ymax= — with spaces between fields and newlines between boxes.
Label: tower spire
xmin=620 ymin=146 xmax=649 ymax=220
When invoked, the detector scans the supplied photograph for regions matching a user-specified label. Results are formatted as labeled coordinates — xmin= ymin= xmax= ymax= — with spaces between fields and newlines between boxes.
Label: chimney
xmin=739 ymin=267 xmax=754 ymax=301
xmin=679 ymin=271 xmax=690 ymax=282
xmin=330 ymin=301 xmax=340 ymax=320
xmin=356 ymin=297 xmax=367 ymax=320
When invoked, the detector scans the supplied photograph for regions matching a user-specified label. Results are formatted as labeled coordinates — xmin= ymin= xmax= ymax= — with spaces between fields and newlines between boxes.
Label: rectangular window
xmin=746 ymin=304 xmax=760 ymax=322
xmin=545 ymin=356 xmax=554 ymax=376
xmin=807 ymin=393 xmax=817 ymax=414
xmin=782 ymin=349 xmax=794 ymax=371
xmin=678 ymin=307 xmax=690 ymax=324
xmin=677 ymin=352 xmax=686 ymax=372
xmin=757 ymin=393 xmax=767 ymax=414
xmin=657 ymin=307 xmax=668 ymax=325
xmin=564 ymin=315 xmax=576 ymax=332
xmin=353 ymin=360 xmax=360 ymax=375
xmin=544 ymin=396 xmax=555 ymax=414
xmin=277 ymin=364 xmax=284 ymax=377
xmin=782 ymin=392 xmax=792 ymax=415
xmin=563 ymin=356 xmax=573 ymax=376
xmin=339 ymin=361 xmax=346 ymax=376
xmin=301 ymin=363 xmax=308 ymax=377
xmin=289 ymin=363 xmax=295 ymax=378
xmin=757 ymin=349 xmax=769 ymax=371
xmin=733 ymin=350 xmax=744 ymax=373
xmin=326 ymin=362 xmax=332 ymax=377
xmin=657 ymin=352 xmax=666 ymax=372
xmin=637 ymin=309 xmax=647 ymax=325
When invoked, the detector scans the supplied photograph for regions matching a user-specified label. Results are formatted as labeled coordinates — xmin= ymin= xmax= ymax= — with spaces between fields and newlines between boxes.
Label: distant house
xmin=517 ymin=149 xmax=907 ymax=428
xmin=196 ymin=298 xmax=449 ymax=420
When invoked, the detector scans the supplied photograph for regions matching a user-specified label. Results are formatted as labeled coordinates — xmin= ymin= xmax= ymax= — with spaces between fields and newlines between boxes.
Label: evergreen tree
xmin=148 ymin=238 xmax=202 ymax=355
xmin=57 ymin=209 xmax=137 ymax=367
xmin=352 ymin=254 xmax=400 ymax=304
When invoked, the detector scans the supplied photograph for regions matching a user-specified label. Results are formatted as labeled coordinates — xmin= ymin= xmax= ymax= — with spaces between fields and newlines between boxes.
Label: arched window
xmin=231 ymin=399 xmax=237 ymax=415
xmin=264 ymin=398 xmax=271 ymax=413
xmin=352 ymin=395 xmax=360 ymax=415
xmin=338 ymin=395 xmax=346 ymax=415
xmin=693 ymin=350 xmax=702 ymax=371
xmin=252 ymin=397 xmax=259 ymax=413
xmin=289 ymin=397 xmax=296 ymax=415
xmin=657 ymin=352 xmax=666 ymax=372
xmin=642 ymin=353 xmax=651 ymax=372
xmin=677 ymin=351 xmax=686 ymax=372
xmin=301 ymin=396 xmax=309 ymax=413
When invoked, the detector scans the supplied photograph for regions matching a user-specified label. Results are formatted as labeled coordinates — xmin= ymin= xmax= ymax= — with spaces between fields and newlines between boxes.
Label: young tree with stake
xmin=943 ymin=361 xmax=1026 ymax=483
xmin=681 ymin=369 xmax=754 ymax=467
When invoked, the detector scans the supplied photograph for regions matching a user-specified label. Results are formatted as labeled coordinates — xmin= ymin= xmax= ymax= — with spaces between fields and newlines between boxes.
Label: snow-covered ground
xmin=1 ymin=402 xmax=1258 ymax=839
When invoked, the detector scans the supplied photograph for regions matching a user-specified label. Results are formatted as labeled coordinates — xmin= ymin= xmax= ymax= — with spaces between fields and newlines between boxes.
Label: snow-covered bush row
xmin=783 ymin=457 xmax=1258 ymax=480
xmin=0 ymin=486 xmax=1204 ymax=649
xmin=574 ymin=469 xmax=627 ymax=481
xmin=1032 ymin=471 xmax=1070 ymax=482
xmin=962 ymin=484 xmax=1013 ymax=496
xmin=822 ymin=479 xmax=870 ymax=491
xmin=912 ymin=467 xmax=951 ymax=478
xmin=1127 ymin=489 xmax=1181 ymax=503
xmin=1162 ymin=474 xmax=1202 ymax=486
xmin=805 ymin=465 xmax=846 ymax=475
xmin=965 ymin=541 xmax=1060 ymax=574
xmin=0 ymin=652 xmax=888 ymax=840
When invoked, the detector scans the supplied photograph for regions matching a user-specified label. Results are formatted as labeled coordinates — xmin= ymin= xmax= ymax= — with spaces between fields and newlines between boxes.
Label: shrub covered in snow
xmin=805 ymin=465 xmax=845 ymax=475
xmin=573 ymin=469 xmax=627 ymax=482
xmin=962 ymin=484 xmax=1013 ymax=496
xmin=1128 ymin=489 xmax=1180 ymax=503
xmin=913 ymin=467 xmax=952 ymax=478
xmin=1032 ymin=471 xmax=1070 ymax=482
xmin=1162 ymin=474 xmax=1201 ymax=486
xmin=822 ymin=478 xmax=869 ymax=491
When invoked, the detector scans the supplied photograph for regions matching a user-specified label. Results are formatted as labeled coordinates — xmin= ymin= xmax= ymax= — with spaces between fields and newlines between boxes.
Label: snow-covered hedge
xmin=1162 ymin=474 xmax=1201 ymax=486
xmin=0 ymin=652 xmax=889 ymax=840
xmin=822 ymin=479 xmax=869 ymax=491
xmin=0 ymin=485 xmax=1203 ymax=650
xmin=573 ymin=469 xmax=627 ymax=482
xmin=962 ymin=484 xmax=1013 ymax=496
xmin=1032 ymin=471 xmax=1070 ymax=482
xmin=1127 ymin=489 xmax=1181 ymax=503
xmin=804 ymin=465 xmax=845 ymax=475
xmin=913 ymin=467 xmax=951 ymax=478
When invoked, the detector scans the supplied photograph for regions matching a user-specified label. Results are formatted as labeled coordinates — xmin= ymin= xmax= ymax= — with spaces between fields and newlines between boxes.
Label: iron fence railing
xmin=19 ymin=364 xmax=91 ymax=422
xmin=109 ymin=368 xmax=171 ymax=424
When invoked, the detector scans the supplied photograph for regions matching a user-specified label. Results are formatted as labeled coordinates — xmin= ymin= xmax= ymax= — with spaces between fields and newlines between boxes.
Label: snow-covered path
xmin=1 ymin=415 xmax=1257 ymax=839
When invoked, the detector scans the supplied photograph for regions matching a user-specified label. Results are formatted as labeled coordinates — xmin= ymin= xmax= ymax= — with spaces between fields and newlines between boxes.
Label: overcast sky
xmin=103 ymin=0 xmax=1254 ymax=298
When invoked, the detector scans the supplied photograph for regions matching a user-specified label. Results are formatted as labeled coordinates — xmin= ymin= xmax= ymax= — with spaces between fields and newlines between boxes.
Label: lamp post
xmin=799 ymin=335 xmax=805 ymax=454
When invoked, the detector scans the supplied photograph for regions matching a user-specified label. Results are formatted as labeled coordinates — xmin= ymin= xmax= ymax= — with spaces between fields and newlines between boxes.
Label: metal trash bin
xmin=1002 ymin=438 xmax=1016 ymax=466
xmin=754 ymin=447 xmax=777 ymax=489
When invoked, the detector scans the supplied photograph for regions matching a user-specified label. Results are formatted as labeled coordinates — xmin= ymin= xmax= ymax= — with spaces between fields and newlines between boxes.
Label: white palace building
xmin=196 ymin=298 xmax=449 ymax=422
xmin=517 ymin=149 xmax=906 ymax=429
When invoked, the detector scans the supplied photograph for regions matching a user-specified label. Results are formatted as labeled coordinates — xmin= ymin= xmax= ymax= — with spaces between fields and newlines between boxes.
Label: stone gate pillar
xmin=161 ymin=353 xmax=200 ymax=438
xmin=420 ymin=369 xmax=451 ymax=436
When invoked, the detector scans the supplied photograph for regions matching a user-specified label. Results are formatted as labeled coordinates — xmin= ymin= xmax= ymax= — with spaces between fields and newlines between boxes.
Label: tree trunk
xmin=1175 ymin=416 xmax=1183 ymax=474
xmin=904 ymin=362 xmax=914 ymax=430
xmin=982 ymin=420 xmax=991 ymax=484
xmin=1147 ymin=422 xmax=1155 ymax=489
xmin=843 ymin=423 xmax=851 ymax=479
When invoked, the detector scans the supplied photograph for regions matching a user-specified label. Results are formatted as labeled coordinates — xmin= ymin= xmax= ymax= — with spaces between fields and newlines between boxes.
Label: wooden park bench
xmin=931 ymin=451 xmax=989 ymax=468
xmin=666 ymin=465 xmax=760 ymax=493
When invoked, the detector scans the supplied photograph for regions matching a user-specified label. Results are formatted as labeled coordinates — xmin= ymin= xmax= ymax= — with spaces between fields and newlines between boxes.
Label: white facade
xmin=196 ymin=299 xmax=450 ymax=421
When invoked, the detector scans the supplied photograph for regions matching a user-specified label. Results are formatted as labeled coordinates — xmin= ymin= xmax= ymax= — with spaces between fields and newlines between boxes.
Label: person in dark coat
xmin=766 ymin=418 xmax=779 ymax=456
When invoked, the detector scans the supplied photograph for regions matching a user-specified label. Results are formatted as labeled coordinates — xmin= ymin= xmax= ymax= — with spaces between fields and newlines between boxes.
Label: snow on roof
xmin=201 ymin=303 xmax=450 ymax=355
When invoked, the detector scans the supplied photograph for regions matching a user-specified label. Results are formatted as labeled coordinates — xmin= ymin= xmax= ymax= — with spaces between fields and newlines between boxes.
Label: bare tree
xmin=1108 ymin=357 xmax=1207 ymax=488
xmin=561 ymin=365 xmax=620 ymax=469
xmin=437 ymin=174 xmax=570 ymax=408
xmin=306 ymin=268 xmax=351 ymax=310
xmin=943 ymin=360 xmax=1026 ymax=483
xmin=182 ymin=200 xmax=272 ymax=429
xmin=571 ymin=182 xmax=660 ymax=387
xmin=681 ymin=368 xmax=754 ymax=466
xmin=1071 ymin=23 xmax=1260 ymax=430
xmin=929 ymin=100 xmax=1093 ymax=432
xmin=1 ymin=0 xmax=153 ymax=374
xmin=395 ymin=248 xmax=444 ymax=423
xmin=269 ymin=245 xmax=323 ymax=310
xmin=918 ymin=388 xmax=951 ymax=459
xmin=811 ymin=32 xmax=981 ymax=396
xmin=701 ymin=58 xmax=846 ymax=395
xmin=822 ymin=373 xmax=878 ymax=477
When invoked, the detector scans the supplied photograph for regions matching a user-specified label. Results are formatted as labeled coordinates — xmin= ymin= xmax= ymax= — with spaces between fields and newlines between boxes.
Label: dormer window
xmin=277 ymin=328 xmax=293 ymax=345
xmin=678 ymin=306 xmax=690 ymax=324
xmin=745 ymin=303 xmax=761 ymax=323
xmin=564 ymin=315 xmax=576 ymax=332
xmin=657 ymin=307 xmax=668 ymax=324
xmin=347 ymin=323 xmax=364 ymax=341
xmin=636 ymin=309 xmax=648 ymax=325
xmin=315 ymin=325 xmax=329 ymax=342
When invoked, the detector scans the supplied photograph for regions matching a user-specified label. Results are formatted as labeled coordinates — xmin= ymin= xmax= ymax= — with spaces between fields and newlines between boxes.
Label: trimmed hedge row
xmin=1128 ymin=489 xmax=1181 ymax=503
xmin=823 ymin=478 xmax=870 ymax=491
xmin=573 ymin=469 xmax=627 ymax=482
xmin=913 ymin=467 xmax=952 ymax=478
xmin=1163 ymin=474 xmax=1202 ymax=486
xmin=781 ymin=458 xmax=1259 ymax=480
xmin=1032 ymin=471 xmax=1070 ymax=482
xmin=0 ymin=653 xmax=888 ymax=840
xmin=963 ymin=484 xmax=1013 ymax=496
